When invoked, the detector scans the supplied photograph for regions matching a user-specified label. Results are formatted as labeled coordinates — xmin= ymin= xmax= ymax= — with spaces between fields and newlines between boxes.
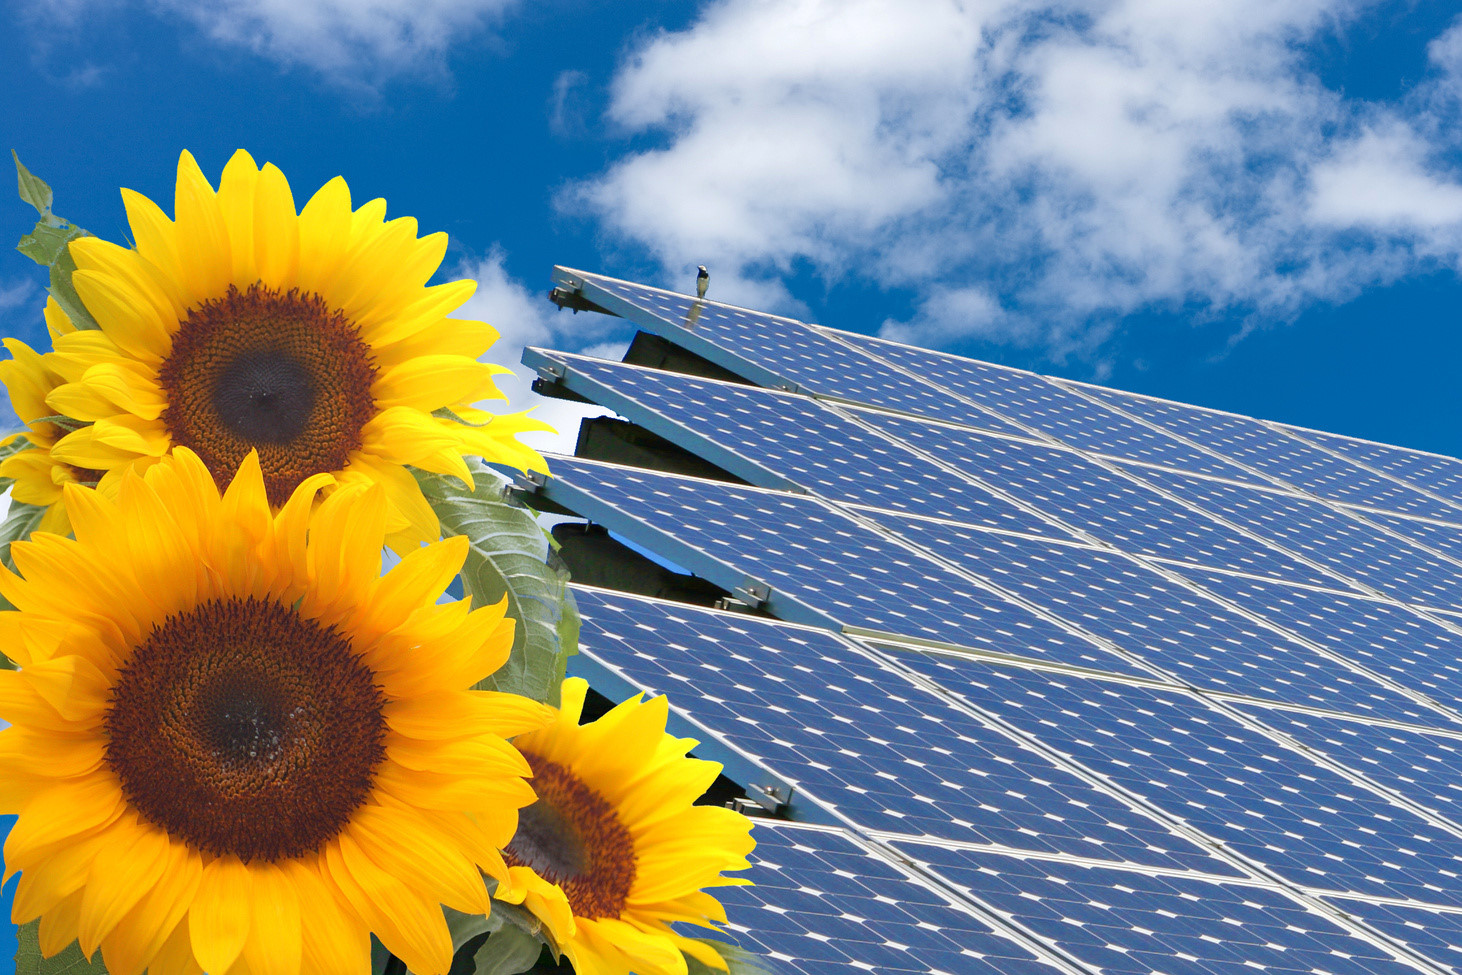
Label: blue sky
xmin=4 ymin=0 xmax=1462 ymax=458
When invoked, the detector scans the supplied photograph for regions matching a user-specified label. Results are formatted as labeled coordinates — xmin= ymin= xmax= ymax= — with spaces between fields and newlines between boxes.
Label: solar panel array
xmin=530 ymin=267 xmax=1462 ymax=975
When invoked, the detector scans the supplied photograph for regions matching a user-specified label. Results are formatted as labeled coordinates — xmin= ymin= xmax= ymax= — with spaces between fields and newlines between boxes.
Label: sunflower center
xmin=506 ymin=752 xmax=637 ymax=919
xmin=104 ymin=596 xmax=387 ymax=862
xmin=159 ymin=283 xmax=378 ymax=506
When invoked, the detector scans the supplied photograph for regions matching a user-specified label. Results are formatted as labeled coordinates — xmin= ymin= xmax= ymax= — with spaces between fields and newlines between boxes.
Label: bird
xmin=695 ymin=265 xmax=709 ymax=299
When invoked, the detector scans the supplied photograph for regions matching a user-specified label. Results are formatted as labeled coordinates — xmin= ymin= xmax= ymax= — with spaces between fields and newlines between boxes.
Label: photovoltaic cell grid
xmin=835 ymin=331 xmax=1260 ymax=482
xmin=1131 ymin=465 xmax=1462 ymax=612
xmin=1078 ymin=384 xmax=1462 ymax=521
xmin=530 ymin=350 xmax=1072 ymax=538
xmin=1362 ymin=510 xmax=1462 ymax=564
xmin=851 ymin=407 xmax=1345 ymax=588
xmin=1283 ymin=424 xmax=1462 ymax=508
xmin=718 ymin=822 xmax=1072 ymax=975
xmin=1326 ymin=898 xmax=1462 ymax=975
xmin=891 ymin=846 xmax=1429 ymax=975
xmin=542 ymin=454 xmax=1150 ymax=675
xmin=864 ymin=513 xmax=1439 ymax=724
xmin=1179 ymin=567 xmax=1462 ymax=719
xmin=1234 ymin=705 xmax=1462 ymax=829
xmin=571 ymin=585 xmax=1235 ymax=873
xmin=560 ymin=267 xmax=1029 ymax=435
xmin=895 ymin=655 xmax=1462 ymax=906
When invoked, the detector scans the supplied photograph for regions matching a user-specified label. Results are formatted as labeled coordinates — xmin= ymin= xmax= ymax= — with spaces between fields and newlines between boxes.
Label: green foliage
xmin=469 ymin=926 xmax=544 ymax=975
xmin=414 ymin=460 xmax=578 ymax=706
xmin=12 ymin=152 xmax=99 ymax=330
xmin=685 ymin=940 xmax=780 ymax=975
xmin=0 ymin=494 xmax=46 ymax=667
xmin=15 ymin=921 xmax=109 ymax=975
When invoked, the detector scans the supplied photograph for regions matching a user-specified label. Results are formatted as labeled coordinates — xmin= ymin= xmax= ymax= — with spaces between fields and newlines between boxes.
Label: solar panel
xmin=540 ymin=453 xmax=1152 ymax=673
xmin=849 ymin=407 xmax=1345 ymax=587
xmin=524 ymin=348 xmax=1072 ymax=538
xmin=892 ymin=846 xmax=1430 ymax=975
xmin=719 ymin=822 xmax=1077 ymax=975
xmin=859 ymin=515 xmax=1438 ymax=723
xmin=1130 ymin=466 xmax=1462 ymax=612
xmin=899 ymin=656 xmax=1462 ymax=905
xmin=571 ymin=585 xmax=1235 ymax=872
xmin=1077 ymin=384 xmax=1462 ymax=520
xmin=1279 ymin=424 xmax=1462 ymax=508
xmin=526 ymin=268 xmax=1462 ymax=972
xmin=555 ymin=267 xmax=1027 ymax=432
xmin=832 ymin=332 xmax=1261 ymax=481
xmin=1177 ymin=567 xmax=1462 ymax=717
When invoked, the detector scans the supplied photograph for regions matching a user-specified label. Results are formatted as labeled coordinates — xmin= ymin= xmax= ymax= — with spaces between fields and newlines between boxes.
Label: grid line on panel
xmin=1325 ymin=896 xmax=1462 ymax=975
xmin=719 ymin=820 xmax=1090 ymax=975
xmin=846 ymin=404 xmax=1356 ymax=591
xmin=1178 ymin=566 xmax=1462 ymax=720
xmin=1278 ymin=425 xmax=1462 ymax=509
xmin=538 ymin=453 xmax=1158 ymax=676
xmin=886 ymin=842 xmax=1449 ymax=975
xmin=826 ymin=329 xmax=1264 ymax=483
xmin=1063 ymin=379 xmax=1462 ymax=522
xmin=878 ymin=652 xmax=1462 ymax=907
xmin=557 ymin=267 xmax=1031 ymax=434
xmin=814 ymin=500 xmax=1175 ymax=684
xmin=569 ymin=585 xmax=1237 ymax=874
xmin=532 ymin=347 xmax=1080 ymax=540
xmin=1265 ymin=421 xmax=1462 ymax=524
xmin=860 ymin=512 xmax=1454 ymax=726
xmin=1232 ymin=704 xmax=1462 ymax=843
xmin=1129 ymin=465 xmax=1462 ymax=615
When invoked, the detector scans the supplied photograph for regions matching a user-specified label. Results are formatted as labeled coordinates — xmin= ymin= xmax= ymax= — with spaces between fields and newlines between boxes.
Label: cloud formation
xmin=30 ymin=0 xmax=520 ymax=88
xmin=573 ymin=0 xmax=1462 ymax=353
xmin=454 ymin=249 xmax=627 ymax=456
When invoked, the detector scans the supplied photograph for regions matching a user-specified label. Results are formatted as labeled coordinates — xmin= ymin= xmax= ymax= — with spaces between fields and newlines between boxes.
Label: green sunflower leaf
xmin=414 ymin=460 xmax=579 ymax=707
xmin=685 ymin=940 xmax=780 ymax=975
xmin=11 ymin=152 xmax=100 ymax=331
xmin=469 ymin=926 xmax=545 ymax=975
xmin=0 ymin=498 xmax=48 ymax=571
xmin=13 ymin=151 xmax=53 ymax=217
xmin=15 ymin=922 xmax=110 ymax=975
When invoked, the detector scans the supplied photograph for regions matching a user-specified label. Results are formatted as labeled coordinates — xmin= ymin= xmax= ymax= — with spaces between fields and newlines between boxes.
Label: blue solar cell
xmin=1278 ymin=424 xmax=1462 ymax=508
xmin=893 ymin=846 xmax=1421 ymax=975
xmin=573 ymin=586 xmax=1236 ymax=871
xmin=864 ymin=515 xmax=1434 ymax=723
xmin=894 ymin=656 xmax=1462 ymax=904
xmin=542 ymin=454 xmax=1150 ymax=674
xmin=1082 ymin=386 xmax=1457 ymax=519
xmin=836 ymin=333 xmax=1257 ymax=479
xmin=1236 ymin=705 xmax=1462 ymax=826
xmin=853 ymin=408 xmax=1342 ymax=587
xmin=1132 ymin=467 xmax=1462 ymax=611
xmin=1363 ymin=510 xmax=1462 ymax=563
xmin=534 ymin=350 xmax=1071 ymax=538
xmin=1325 ymin=897 xmax=1462 ymax=975
xmin=719 ymin=823 xmax=1071 ymax=975
xmin=563 ymin=268 xmax=1026 ymax=432
xmin=1180 ymin=567 xmax=1462 ymax=721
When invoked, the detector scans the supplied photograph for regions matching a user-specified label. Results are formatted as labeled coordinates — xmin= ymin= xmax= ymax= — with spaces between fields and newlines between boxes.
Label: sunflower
xmin=0 ymin=448 xmax=552 ymax=975
xmin=30 ymin=149 xmax=548 ymax=548
xmin=0 ymin=298 xmax=102 ymax=536
xmin=497 ymin=677 xmax=755 ymax=975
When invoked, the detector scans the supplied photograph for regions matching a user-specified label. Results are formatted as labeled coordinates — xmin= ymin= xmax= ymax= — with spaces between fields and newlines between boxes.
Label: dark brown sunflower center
xmin=505 ymin=751 xmax=637 ymax=919
xmin=158 ymin=283 xmax=378 ymax=506
xmin=103 ymin=596 xmax=387 ymax=862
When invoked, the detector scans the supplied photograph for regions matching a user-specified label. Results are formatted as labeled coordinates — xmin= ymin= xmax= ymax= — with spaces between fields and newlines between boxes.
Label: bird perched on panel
xmin=696 ymin=265 xmax=709 ymax=299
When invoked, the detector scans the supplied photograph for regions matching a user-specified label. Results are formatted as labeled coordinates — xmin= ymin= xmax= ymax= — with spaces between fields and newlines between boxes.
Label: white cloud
xmin=453 ymin=249 xmax=628 ymax=456
xmin=27 ymin=0 xmax=519 ymax=86
xmin=574 ymin=0 xmax=1462 ymax=353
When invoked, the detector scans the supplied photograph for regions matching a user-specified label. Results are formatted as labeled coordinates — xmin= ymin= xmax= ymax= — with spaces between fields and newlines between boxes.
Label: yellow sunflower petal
xmin=189 ymin=856 xmax=253 ymax=975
